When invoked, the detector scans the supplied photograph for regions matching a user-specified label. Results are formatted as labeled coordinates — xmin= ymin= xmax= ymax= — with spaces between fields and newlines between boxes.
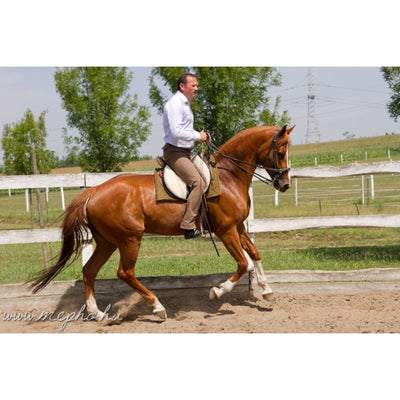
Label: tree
xmin=149 ymin=67 xmax=290 ymax=146
xmin=342 ymin=131 xmax=356 ymax=139
xmin=54 ymin=67 xmax=151 ymax=172
xmin=1 ymin=109 xmax=55 ymax=175
xmin=381 ymin=67 xmax=400 ymax=122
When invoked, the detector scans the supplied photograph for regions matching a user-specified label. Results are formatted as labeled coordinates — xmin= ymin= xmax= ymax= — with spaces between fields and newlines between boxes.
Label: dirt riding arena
xmin=1 ymin=268 xmax=400 ymax=333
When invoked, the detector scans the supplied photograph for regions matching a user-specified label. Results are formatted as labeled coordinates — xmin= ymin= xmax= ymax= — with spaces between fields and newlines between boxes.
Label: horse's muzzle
xmin=273 ymin=177 xmax=290 ymax=192
xmin=279 ymin=182 xmax=290 ymax=192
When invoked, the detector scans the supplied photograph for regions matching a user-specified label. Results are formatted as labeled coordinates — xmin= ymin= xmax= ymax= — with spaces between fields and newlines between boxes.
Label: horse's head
xmin=259 ymin=125 xmax=294 ymax=192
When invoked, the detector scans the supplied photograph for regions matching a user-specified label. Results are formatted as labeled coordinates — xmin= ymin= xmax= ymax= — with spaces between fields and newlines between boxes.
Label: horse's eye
xmin=278 ymin=152 xmax=285 ymax=160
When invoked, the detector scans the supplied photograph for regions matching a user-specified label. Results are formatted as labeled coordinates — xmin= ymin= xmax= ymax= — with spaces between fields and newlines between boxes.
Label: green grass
xmin=261 ymin=245 xmax=400 ymax=271
xmin=2 ymin=133 xmax=400 ymax=284
xmin=289 ymin=133 xmax=400 ymax=167
xmin=1 ymin=229 xmax=400 ymax=284
xmin=291 ymin=134 xmax=400 ymax=156
xmin=0 ymin=188 xmax=79 ymax=229
xmin=252 ymin=174 xmax=400 ymax=218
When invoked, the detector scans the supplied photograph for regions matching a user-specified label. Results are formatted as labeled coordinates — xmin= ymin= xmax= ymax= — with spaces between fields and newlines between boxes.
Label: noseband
xmin=259 ymin=129 xmax=291 ymax=184
xmin=208 ymin=129 xmax=290 ymax=185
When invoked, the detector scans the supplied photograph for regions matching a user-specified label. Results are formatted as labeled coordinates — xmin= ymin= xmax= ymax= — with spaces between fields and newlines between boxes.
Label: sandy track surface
xmin=1 ymin=274 xmax=399 ymax=333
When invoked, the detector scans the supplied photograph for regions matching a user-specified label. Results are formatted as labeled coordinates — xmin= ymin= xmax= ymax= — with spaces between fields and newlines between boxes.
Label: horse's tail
xmin=29 ymin=188 xmax=94 ymax=294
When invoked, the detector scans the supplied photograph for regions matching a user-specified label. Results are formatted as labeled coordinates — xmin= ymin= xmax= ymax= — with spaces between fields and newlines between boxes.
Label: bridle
xmin=259 ymin=129 xmax=291 ymax=184
xmin=207 ymin=129 xmax=290 ymax=185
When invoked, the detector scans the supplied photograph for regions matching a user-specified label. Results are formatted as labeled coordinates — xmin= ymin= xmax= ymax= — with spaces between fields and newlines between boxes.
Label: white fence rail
xmin=291 ymin=161 xmax=400 ymax=178
xmin=1 ymin=161 xmax=400 ymax=266
xmin=0 ymin=171 xmax=151 ymax=190
xmin=2 ymin=161 xmax=398 ymax=190
xmin=247 ymin=214 xmax=400 ymax=233
xmin=0 ymin=171 xmax=149 ymax=211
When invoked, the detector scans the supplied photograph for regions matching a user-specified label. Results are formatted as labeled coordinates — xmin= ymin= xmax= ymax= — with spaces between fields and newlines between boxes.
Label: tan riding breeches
xmin=163 ymin=143 xmax=204 ymax=230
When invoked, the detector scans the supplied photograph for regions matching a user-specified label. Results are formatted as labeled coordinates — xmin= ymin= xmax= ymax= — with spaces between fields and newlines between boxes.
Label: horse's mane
xmin=219 ymin=126 xmax=279 ymax=155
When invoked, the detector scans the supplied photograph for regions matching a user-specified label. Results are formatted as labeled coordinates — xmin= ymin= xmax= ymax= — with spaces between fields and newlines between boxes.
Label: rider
xmin=162 ymin=72 xmax=209 ymax=239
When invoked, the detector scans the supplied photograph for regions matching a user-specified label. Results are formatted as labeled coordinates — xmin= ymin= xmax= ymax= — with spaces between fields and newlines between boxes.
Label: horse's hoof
xmin=152 ymin=297 xmax=167 ymax=320
xmin=90 ymin=310 xmax=105 ymax=321
xmin=263 ymin=292 xmax=276 ymax=302
xmin=209 ymin=286 xmax=224 ymax=300
xmin=210 ymin=281 xmax=234 ymax=301
xmin=209 ymin=288 xmax=216 ymax=301
xmin=209 ymin=287 xmax=219 ymax=301
xmin=153 ymin=309 xmax=167 ymax=321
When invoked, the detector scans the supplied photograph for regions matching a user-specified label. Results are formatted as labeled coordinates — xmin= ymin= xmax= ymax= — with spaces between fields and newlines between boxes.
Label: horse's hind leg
xmin=82 ymin=239 xmax=116 ymax=319
xmin=117 ymin=238 xmax=167 ymax=320
xmin=239 ymin=227 xmax=274 ymax=301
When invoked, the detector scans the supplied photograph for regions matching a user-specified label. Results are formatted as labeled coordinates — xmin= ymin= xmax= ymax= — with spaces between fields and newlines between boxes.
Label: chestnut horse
xmin=30 ymin=125 xmax=293 ymax=320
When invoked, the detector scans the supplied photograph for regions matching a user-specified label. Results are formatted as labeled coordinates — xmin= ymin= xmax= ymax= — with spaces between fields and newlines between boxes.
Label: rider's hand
xmin=199 ymin=129 xmax=208 ymax=142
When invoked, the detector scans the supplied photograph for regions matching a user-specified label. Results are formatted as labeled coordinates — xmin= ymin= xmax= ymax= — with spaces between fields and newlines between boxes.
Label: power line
xmin=316 ymin=95 xmax=386 ymax=109
xmin=314 ymin=78 xmax=388 ymax=94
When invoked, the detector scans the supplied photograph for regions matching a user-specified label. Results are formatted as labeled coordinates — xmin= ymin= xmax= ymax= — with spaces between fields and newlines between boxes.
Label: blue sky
xmin=0 ymin=66 xmax=398 ymax=161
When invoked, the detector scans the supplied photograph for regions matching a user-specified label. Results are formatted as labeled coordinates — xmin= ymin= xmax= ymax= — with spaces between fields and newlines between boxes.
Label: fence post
xmin=248 ymin=184 xmax=254 ymax=220
xmin=274 ymin=189 xmax=279 ymax=206
xmin=60 ymin=187 xmax=65 ymax=210
xmin=25 ymin=188 xmax=29 ymax=212
xmin=295 ymin=178 xmax=298 ymax=206
xmin=361 ymin=175 xmax=365 ymax=205
xmin=31 ymin=143 xmax=49 ymax=269
xmin=370 ymin=175 xmax=375 ymax=200
xmin=247 ymin=184 xmax=255 ymax=238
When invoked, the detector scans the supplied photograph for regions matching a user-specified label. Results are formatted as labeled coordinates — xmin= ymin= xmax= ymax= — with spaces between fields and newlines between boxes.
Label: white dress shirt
xmin=163 ymin=90 xmax=201 ymax=149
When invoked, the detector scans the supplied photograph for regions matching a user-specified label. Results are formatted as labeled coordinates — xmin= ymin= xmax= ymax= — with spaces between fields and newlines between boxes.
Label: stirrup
xmin=184 ymin=229 xmax=208 ymax=240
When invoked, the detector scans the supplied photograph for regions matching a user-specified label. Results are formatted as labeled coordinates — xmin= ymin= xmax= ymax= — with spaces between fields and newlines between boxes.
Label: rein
xmin=206 ymin=129 xmax=290 ymax=185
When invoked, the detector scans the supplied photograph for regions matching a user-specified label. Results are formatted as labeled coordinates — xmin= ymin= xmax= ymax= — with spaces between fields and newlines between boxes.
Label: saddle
xmin=154 ymin=153 xmax=221 ymax=202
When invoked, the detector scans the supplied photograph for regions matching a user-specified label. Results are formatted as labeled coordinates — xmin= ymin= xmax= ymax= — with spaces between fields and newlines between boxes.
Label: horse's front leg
xmin=118 ymin=238 xmax=167 ymax=320
xmin=209 ymin=228 xmax=248 ymax=300
xmin=239 ymin=228 xmax=274 ymax=301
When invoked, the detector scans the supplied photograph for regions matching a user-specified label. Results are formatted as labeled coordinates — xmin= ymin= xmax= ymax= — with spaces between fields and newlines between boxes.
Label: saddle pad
xmin=163 ymin=154 xmax=212 ymax=201
xmin=154 ymin=155 xmax=220 ymax=202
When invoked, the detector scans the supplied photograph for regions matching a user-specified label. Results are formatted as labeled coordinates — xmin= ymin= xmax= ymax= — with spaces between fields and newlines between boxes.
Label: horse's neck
xmin=219 ymin=129 xmax=267 ymax=165
xmin=216 ymin=134 xmax=262 ymax=189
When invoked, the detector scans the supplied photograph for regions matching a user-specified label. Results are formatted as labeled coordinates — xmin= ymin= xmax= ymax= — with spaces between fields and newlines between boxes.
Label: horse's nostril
xmin=280 ymin=183 xmax=290 ymax=192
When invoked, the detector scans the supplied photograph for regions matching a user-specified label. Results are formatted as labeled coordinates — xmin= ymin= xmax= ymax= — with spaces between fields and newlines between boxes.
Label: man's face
xmin=180 ymin=76 xmax=198 ymax=100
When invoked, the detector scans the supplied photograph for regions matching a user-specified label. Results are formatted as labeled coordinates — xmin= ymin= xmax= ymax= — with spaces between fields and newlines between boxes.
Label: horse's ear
xmin=278 ymin=125 xmax=295 ymax=136
xmin=278 ymin=125 xmax=287 ymax=136
xmin=286 ymin=125 xmax=295 ymax=135
xmin=277 ymin=124 xmax=294 ymax=138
